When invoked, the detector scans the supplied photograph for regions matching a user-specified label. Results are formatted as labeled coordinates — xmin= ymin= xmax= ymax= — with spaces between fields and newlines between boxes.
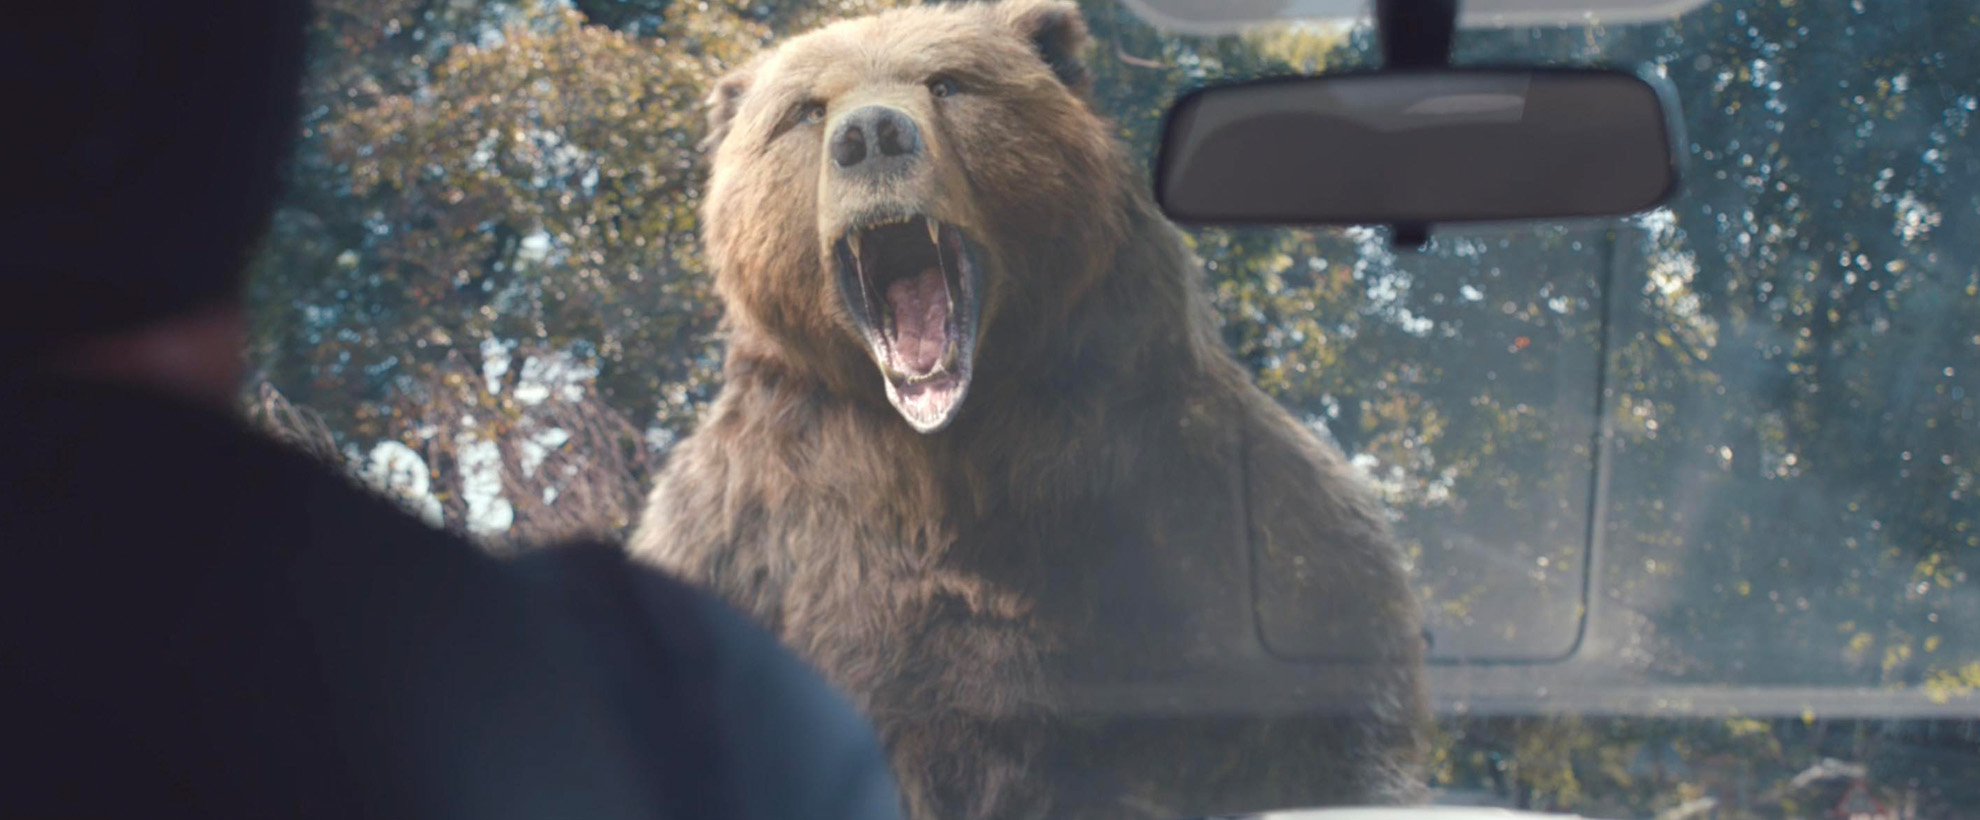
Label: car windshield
xmin=249 ymin=0 xmax=1978 ymax=816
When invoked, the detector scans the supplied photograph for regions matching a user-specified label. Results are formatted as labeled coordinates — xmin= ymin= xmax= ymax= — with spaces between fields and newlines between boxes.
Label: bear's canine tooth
xmin=925 ymin=216 xmax=940 ymax=247
xmin=848 ymin=231 xmax=864 ymax=267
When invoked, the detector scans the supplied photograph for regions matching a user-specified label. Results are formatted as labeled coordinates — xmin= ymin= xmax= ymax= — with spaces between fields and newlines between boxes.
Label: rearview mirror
xmin=1155 ymin=69 xmax=1680 ymax=229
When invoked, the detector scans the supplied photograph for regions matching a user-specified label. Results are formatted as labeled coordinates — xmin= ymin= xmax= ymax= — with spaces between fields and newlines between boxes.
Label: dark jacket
xmin=0 ymin=372 xmax=902 ymax=820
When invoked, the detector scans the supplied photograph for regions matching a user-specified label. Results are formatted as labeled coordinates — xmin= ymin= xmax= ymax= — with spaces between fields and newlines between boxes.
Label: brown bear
xmin=629 ymin=1 xmax=1430 ymax=817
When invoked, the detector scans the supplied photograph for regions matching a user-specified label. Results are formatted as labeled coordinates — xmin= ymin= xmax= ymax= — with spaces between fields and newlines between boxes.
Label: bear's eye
xmin=798 ymin=102 xmax=826 ymax=125
xmin=927 ymin=76 xmax=958 ymax=99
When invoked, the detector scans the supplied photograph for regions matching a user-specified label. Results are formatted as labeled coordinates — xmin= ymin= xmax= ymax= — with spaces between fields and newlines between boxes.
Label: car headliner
xmin=1118 ymin=0 xmax=1713 ymax=34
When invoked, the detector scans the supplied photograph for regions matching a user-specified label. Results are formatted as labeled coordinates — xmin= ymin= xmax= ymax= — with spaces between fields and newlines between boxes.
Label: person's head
xmin=3 ymin=1 xmax=312 ymax=403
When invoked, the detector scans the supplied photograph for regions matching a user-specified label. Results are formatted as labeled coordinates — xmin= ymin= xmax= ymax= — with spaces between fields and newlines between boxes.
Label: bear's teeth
xmin=925 ymin=216 xmax=941 ymax=247
xmin=848 ymin=231 xmax=865 ymax=268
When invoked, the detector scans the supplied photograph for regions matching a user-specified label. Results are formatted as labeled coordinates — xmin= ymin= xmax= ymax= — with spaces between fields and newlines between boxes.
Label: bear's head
xmin=699 ymin=0 xmax=1131 ymax=433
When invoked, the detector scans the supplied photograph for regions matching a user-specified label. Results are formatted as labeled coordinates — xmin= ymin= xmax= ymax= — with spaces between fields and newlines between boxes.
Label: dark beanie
xmin=1 ymin=1 xmax=311 ymax=359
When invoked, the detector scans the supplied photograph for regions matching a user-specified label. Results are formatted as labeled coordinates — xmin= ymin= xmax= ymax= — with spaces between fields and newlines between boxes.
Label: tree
xmin=249 ymin=0 xmax=795 ymax=536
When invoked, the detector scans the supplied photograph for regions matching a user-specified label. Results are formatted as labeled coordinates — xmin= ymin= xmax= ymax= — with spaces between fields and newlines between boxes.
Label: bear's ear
xmin=998 ymin=0 xmax=1092 ymax=94
xmin=700 ymin=63 xmax=756 ymax=153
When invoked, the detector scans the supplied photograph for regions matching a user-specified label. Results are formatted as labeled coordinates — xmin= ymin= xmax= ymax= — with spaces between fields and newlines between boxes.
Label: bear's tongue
xmin=884 ymin=267 xmax=949 ymax=375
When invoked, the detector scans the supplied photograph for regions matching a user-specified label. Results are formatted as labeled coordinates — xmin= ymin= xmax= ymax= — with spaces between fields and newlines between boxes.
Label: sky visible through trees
xmin=246 ymin=0 xmax=1979 ymax=814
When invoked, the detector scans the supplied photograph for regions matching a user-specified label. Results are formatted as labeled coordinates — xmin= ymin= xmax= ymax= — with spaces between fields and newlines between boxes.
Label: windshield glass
xmin=249 ymin=0 xmax=1978 ymax=815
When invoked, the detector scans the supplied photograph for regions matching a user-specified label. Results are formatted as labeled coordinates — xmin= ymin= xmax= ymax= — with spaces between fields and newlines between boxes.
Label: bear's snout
xmin=831 ymin=105 xmax=923 ymax=178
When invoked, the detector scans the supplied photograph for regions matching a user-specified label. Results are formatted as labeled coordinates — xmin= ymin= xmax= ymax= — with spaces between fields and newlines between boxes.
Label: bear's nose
xmin=831 ymin=106 xmax=921 ymax=174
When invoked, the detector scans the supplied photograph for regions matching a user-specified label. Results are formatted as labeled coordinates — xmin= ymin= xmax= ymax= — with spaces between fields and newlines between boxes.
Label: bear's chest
xmin=758 ymin=391 xmax=1269 ymax=707
xmin=943 ymin=449 xmax=1258 ymax=683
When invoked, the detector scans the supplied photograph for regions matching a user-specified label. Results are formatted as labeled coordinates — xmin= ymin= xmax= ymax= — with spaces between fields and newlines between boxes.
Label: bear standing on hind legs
xmin=629 ymin=1 xmax=1430 ymax=817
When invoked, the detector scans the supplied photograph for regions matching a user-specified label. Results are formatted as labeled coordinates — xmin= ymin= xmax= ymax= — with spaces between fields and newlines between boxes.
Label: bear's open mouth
xmin=833 ymin=215 xmax=982 ymax=433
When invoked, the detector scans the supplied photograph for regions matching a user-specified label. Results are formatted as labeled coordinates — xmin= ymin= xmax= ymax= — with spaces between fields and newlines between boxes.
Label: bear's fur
xmin=630 ymin=2 xmax=1429 ymax=817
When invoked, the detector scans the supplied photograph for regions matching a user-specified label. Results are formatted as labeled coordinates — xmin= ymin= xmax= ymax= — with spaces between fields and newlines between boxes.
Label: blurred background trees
xmin=248 ymin=0 xmax=899 ymax=540
xmin=245 ymin=0 xmax=1977 ymax=813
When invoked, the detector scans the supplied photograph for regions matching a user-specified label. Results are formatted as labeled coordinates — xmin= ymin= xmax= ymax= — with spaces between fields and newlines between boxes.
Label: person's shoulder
xmin=510 ymin=542 xmax=906 ymax=820
xmin=0 ymin=372 xmax=500 ymax=608
xmin=2 ymin=372 xmax=487 ymax=563
xmin=672 ymin=572 xmax=908 ymax=820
